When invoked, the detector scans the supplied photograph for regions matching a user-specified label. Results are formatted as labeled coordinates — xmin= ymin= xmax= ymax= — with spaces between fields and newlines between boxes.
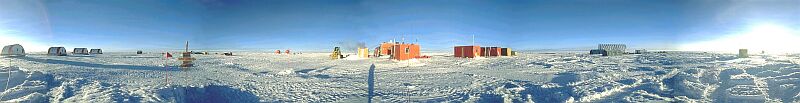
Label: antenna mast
xmin=472 ymin=34 xmax=475 ymax=46
xmin=185 ymin=41 xmax=189 ymax=52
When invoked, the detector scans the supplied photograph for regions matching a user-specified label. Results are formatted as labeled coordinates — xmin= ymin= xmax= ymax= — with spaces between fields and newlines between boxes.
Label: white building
xmin=73 ymin=48 xmax=89 ymax=55
xmin=598 ymin=44 xmax=626 ymax=51
xmin=598 ymin=44 xmax=626 ymax=56
xmin=1 ymin=44 xmax=25 ymax=56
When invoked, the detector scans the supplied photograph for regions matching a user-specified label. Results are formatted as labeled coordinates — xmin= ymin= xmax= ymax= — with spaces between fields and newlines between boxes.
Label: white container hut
xmin=73 ymin=48 xmax=89 ymax=55
xmin=90 ymin=49 xmax=103 ymax=54
xmin=1 ymin=44 xmax=25 ymax=56
xmin=48 ymin=47 xmax=68 ymax=56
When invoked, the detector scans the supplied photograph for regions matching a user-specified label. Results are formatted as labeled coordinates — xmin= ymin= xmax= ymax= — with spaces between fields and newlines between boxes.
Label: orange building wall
xmin=377 ymin=43 xmax=395 ymax=56
xmin=392 ymin=44 xmax=420 ymax=60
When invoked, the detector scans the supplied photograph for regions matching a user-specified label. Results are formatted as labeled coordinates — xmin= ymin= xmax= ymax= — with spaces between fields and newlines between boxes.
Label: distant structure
xmin=592 ymin=44 xmax=627 ymax=56
xmin=73 ymin=48 xmax=89 ymax=55
xmin=136 ymin=50 xmax=143 ymax=54
xmin=634 ymin=49 xmax=647 ymax=54
xmin=89 ymin=49 xmax=103 ymax=54
xmin=357 ymin=47 xmax=369 ymax=58
xmin=454 ymin=46 xmax=480 ymax=58
xmin=739 ymin=49 xmax=748 ymax=58
xmin=589 ymin=49 xmax=605 ymax=55
xmin=178 ymin=41 xmax=195 ymax=69
xmin=1 ymin=44 xmax=25 ymax=57
xmin=223 ymin=52 xmax=233 ymax=56
xmin=48 ymin=47 xmax=68 ymax=56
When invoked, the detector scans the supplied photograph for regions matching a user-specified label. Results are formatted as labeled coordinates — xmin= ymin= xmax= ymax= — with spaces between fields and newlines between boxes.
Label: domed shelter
xmin=1 ymin=44 xmax=25 ymax=56
xmin=90 ymin=49 xmax=103 ymax=54
xmin=48 ymin=47 xmax=68 ymax=56
xmin=73 ymin=48 xmax=89 ymax=55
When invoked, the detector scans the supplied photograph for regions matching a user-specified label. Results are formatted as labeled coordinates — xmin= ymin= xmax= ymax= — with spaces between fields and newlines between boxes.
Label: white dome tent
xmin=1 ymin=44 xmax=25 ymax=57
xmin=90 ymin=49 xmax=102 ymax=54
xmin=48 ymin=47 xmax=68 ymax=56
xmin=73 ymin=48 xmax=89 ymax=55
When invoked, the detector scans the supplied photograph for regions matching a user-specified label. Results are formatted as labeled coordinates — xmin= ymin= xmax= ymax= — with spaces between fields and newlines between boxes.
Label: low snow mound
xmin=342 ymin=56 xmax=367 ymax=60
xmin=394 ymin=59 xmax=426 ymax=67
xmin=0 ymin=66 xmax=136 ymax=102
xmin=0 ymin=66 xmax=52 ymax=102
xmin=49 ymin=79 xmax=139 ymax=102
xmin=157 ymin=85 xmax=260 ymax=103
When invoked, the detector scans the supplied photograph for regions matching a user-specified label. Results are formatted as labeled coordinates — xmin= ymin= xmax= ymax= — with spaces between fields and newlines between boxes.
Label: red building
xmin=454 ymin=46 xmax=480 ymax=58
xmin=391 ymin=43 xmax=420 ymax=60
xmin=480 ymin=47 xmax=501 ymax=57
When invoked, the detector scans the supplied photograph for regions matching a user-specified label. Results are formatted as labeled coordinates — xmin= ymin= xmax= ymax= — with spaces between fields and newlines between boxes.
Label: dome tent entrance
xmin=48 ymin=47 xmax=68 ymax=56
xmin=1 ymin=44 xmax=25 ymax=56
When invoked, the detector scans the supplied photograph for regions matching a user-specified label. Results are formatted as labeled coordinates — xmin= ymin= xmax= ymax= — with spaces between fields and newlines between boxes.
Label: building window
xmin=405 ymin=47 xmax=410 ymax=54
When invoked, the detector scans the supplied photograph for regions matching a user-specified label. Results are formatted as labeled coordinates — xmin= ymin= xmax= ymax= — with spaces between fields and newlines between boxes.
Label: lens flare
xmin=680 ymin=23 xmax=800 ymax=54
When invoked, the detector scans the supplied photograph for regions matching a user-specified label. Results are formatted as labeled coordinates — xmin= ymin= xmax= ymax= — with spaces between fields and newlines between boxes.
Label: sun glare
xmin=680 ymin=23 xmax=800 ymax=54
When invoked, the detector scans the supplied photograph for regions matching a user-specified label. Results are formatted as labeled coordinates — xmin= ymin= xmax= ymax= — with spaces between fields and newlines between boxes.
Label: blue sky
xmin=1 ymin=0 xmax=798 ymax=52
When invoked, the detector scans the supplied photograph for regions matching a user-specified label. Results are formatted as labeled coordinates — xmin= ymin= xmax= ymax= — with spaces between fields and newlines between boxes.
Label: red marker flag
xmin=165 ymin=52 xmax=173 ymax=58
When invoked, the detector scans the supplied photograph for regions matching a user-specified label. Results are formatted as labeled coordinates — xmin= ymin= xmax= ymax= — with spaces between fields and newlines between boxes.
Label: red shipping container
xmin=454 ymin=46 xmax=480 ymax=58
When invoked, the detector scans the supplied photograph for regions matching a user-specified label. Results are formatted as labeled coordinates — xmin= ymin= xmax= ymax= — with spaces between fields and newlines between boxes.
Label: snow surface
xmin=0 ymin=52 xmax=799 ymax=102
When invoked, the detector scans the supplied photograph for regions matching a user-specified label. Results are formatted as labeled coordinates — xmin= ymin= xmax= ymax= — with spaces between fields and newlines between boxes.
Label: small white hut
xmin=1 ymin=44 xmax=25 ymax=56
xmin=90 ymin=49 xmax=103 ymax=54
xmin=48 ymin=47 xmax=68 ymax=56
xmin=73 ymin=48 xmax=89 ymax=55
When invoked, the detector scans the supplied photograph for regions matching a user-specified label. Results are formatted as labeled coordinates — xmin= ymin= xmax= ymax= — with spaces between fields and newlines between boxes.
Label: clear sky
xmin=1 ymin=0 xmax=798 ymax=52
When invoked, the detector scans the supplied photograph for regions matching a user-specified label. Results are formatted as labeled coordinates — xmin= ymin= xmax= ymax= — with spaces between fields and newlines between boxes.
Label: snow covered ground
xmin=0 ymin=51 xmax=799 ymax=102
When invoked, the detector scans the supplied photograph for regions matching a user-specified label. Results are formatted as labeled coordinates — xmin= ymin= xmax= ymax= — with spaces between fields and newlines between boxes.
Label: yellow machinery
xmin=331 ymin=47 xmax=343 ymax=59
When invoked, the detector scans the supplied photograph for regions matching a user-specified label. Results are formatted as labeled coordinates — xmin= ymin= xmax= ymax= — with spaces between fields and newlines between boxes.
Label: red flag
xmin=165 ymin=52 xmax=173 ymax=58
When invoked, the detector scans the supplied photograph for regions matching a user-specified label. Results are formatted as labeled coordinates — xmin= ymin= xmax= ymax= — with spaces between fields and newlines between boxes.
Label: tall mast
xmin=401 ymin=34 xmax=405 ymax=44
xmin=185 ymin=41 xmax=189 ymax=52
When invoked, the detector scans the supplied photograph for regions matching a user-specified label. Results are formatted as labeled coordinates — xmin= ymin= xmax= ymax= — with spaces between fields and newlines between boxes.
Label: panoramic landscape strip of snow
xmin=1 ymin=51 xmax=799 ymax=102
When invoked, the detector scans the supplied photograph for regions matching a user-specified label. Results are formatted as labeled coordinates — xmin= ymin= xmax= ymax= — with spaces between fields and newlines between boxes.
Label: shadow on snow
xmin=18 ymin=57 xmax=176 ymax=71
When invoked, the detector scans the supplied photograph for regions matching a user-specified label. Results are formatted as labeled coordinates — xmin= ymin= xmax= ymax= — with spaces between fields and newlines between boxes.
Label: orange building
xmin=391 ymin=43 xmax=420 ymax=60
xmin=374 ymin=42 xmax=396 ymax=56
xmin=454 ymin=46 xmax=480 ymax=58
